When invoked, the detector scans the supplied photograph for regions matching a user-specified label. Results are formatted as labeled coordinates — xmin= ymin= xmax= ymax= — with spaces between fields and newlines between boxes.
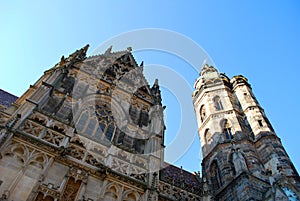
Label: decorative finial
xmin=83 ymin=44 xmax=89 ymax=52
xmin=59 ymin=56 xmax=65 ymax=65
xmin=127 ymin=46 xmax=132 ymax=51
xmin=140 ymin=61 xmax=144 ymax=67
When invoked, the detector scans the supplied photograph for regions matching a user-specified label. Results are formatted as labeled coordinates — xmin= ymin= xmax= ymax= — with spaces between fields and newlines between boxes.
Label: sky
xmin=1 ymin=1 xmax=300 ymax=174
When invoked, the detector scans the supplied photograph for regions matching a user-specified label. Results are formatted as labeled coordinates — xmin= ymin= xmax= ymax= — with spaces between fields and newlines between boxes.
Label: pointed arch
xmin=76 ymin=111 xmax=89 ymax=133
xmin=34 ymin=192 xmax=54 ymax=201
xmin=204 ymin=128 xmax=212 ymax=145
xmin=122 ymin=190 xmax=140 ymax=201
xmin=103 ymin=183 xmax=121 ymax=201
xmin=73 ymin=94 xmax=126 ymax=144
xmin=210 ymin=160 xmax=222 ymax=190
xmin=213 ymin=95 xmax=223 ymax=111
xmin=220 ymin=119 xmax=233 ymax=140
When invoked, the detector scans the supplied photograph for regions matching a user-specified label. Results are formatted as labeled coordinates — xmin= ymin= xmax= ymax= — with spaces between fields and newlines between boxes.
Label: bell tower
xmin=193 ymin=64 xmax=300 ymax=200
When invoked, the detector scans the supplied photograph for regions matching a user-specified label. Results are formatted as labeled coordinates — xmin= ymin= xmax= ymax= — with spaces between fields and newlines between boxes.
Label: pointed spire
xmin=140 ymin=61 xmax=144 ymax=67
xmin=154 ymin=78 xmax=159 ymax=86
xmin=67 ymin=44 xmax=89 ymax=63
xmin=59 ymin=56 xmax=65 ymax=66
xmin=82 ymin=44 xmax=89 ymax=53
xmin=105 ymin=45 xmax=113 ymax=55
xmin=151 ymin=79 xmax=162 ymax=105
xmin=46 ymin=44 xmax=89 ymax=73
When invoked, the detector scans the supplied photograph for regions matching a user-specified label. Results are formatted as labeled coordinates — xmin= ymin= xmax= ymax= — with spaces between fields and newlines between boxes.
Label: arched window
xmin=76 ymin=103 xmax=117 ymax=143
xmin=35 ymin=193 xmax=54 ymax=201
xmin=105 ymin=124 xmax=115 ymax=141
xmin=210 ymin=161 xmax=222 ymax=190
xmin=104 ymin=185 xmax=119 ymax=201
xmin=95 ymin=104 xmax=117 ymax=142
xmin=221 ymin=119 xmax=233 ymax=140
xmin=85 ymin=118 xmax=97 ymax=136
xmin=129 ymin=105 xmax=139 ymax=124
xmin=204 ymin=129 xmax=212 ymax=145
xmin=200 ymin=105 xmax=206 ymax=122
xmin=213 ymin=96 xmax=223 ymax=111
xmin=76 ymin=111 xmax=89 ymax=132
xmin=138 ymin=110 xmax=149 ymax=127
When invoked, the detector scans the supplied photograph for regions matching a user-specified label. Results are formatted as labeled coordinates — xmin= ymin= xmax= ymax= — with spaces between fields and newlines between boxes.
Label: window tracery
xmin=129 ymin=105 xmax=149 ymax=127
xmin=76 ymin=103 xmax=117 ymax=143
xmin=75 ymin=101 xmax=146 ymax=154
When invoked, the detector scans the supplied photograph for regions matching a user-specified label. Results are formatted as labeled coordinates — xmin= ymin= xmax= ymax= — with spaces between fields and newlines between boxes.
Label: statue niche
xmin=232 ymin=148 xmax=248 ymax=174
xmin=149 ymin=105 xmax=164 ymax=135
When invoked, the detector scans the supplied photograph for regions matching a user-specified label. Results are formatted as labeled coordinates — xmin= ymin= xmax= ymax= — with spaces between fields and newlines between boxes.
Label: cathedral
xmin=0 ymin=45 xmax=299 ymax=201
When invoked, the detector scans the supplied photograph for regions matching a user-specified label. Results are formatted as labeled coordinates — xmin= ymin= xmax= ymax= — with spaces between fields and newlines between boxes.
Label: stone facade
xmin=0 ymin=46 xmax=299 ymax=201
xmin=0 ymin=45 xmax=202 ymax=201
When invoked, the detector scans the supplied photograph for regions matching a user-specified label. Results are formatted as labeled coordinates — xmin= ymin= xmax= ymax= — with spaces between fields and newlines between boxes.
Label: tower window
xmin=221 ymin=119 xmax=233 ymax=140
xmin=200 ymin=105 xmax=206 ymax=122
xmin=224 ymin=128 xmax=232 ymax=140
xmin=204 ymin=129 xmax=212 ymax=145
xmin=213 ymin=96 xmax=223 ymax=111
xmin=258 ymin=120 xmax=263 ymax=127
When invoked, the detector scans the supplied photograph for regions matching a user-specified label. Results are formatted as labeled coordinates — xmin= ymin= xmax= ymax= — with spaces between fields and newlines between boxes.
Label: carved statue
xmin=150 ymin=106 xmax=164 ymax=135
xmin=232 ymin=148 xmax=248 ymax=174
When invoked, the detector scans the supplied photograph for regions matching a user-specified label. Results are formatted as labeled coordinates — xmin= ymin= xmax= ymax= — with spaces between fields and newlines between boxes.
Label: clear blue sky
xmin=1 ymin=1 xmax=300 ymax=174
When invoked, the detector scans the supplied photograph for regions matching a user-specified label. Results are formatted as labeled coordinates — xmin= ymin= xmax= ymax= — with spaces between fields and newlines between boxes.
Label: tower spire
xmin=151 ymin=79 xmax=162 ymax=105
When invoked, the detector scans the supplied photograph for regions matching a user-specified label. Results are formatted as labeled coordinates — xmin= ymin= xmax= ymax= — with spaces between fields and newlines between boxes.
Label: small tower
xmin=193 ymin=64 xmax=300 ymax=200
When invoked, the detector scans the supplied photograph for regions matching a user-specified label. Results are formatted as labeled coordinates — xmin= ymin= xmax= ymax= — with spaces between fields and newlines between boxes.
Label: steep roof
xmin=0 ymin=89 xmax=18 ymax=107
xmin=159 ymin=162 xmax=202 ymax=194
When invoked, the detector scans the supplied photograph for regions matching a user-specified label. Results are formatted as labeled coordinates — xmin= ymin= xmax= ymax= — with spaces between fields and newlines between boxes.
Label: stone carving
xmin=232 ymin=148 xmax=248 ymax=174
xmin=149 ymin=105 xmax=164 ymax=135
xmin=42 ymin=130 xmax=64 ymax=146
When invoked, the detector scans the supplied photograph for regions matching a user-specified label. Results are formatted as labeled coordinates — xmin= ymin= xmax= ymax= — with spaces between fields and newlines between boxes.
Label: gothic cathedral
xmin=0 ymin=45 xmax=299 ymax=201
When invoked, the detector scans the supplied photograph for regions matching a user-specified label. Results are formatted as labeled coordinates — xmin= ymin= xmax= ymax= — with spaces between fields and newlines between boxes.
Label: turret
xmin=193 ymin=65 xmax=248 ymax=157
xmin=230 ymin=75 xmax=274 ymax=138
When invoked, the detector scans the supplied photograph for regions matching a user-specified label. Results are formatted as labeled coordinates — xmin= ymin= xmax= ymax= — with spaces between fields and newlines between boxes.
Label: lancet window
xmin=210 ymin=161 xmax=222 ymax=190
xmin=213 ymin=95 xmax=223 ymax=111
xmin=222 ymin=119 xmax=233 ymax=140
